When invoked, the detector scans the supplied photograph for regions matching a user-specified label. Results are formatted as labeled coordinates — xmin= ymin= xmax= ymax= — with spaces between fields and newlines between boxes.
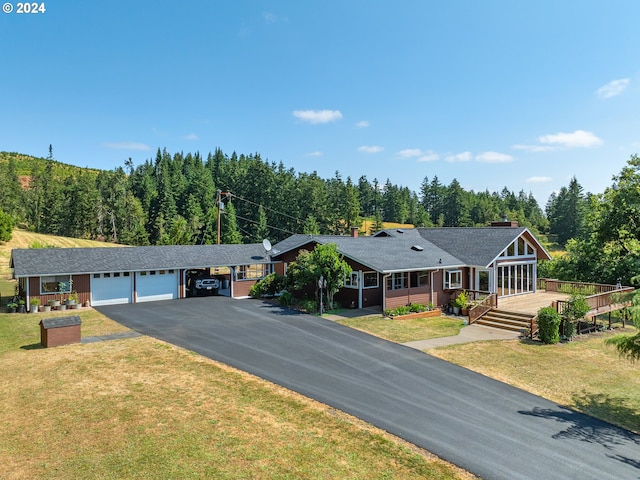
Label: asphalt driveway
xmin=97 ymin=297 xmax=640 ymax=480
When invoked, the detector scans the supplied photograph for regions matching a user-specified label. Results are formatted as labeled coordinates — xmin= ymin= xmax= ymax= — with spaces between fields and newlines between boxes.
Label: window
xmin=124 ymin=272 xmax=130 ymax=277
xmin=159 ymin=270 xmax=166 ymax=275
xmin=344 ymin=272 xmax=359 ymax=288
xmin=114 ymin=272 xmax=120 ymax=277
xmin=386 ymin=272 xmax=408 ymax=290
xmin=140 ymin=271 xmax=147 ymax=276
xmin=363 ymin=272 xmax=378 ymax=288
xmin=104 ymin=273 xmax=111 ymax=278
xmin=410 ymin=270 xmax=430 ymax=288
xmin=93 ymin=273 xmax=100 ymax=279
xmin=41 ymin=275 xmax=72 ymax=294
xmin=236 ymin=264 xmax=269 ymax=281
xmin=444 ymin=270 xmax=462 ymax=289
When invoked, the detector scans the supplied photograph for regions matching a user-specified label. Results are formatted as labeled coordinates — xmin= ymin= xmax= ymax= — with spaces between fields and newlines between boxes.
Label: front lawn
xmin=0 ymin=309 xmax=473 ymax=480
xmin=334 ymin=315 xmax=466 ymax=343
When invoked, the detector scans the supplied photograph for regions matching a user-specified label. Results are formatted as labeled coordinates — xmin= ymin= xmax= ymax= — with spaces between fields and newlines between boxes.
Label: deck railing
xmin=537 ymin=278 xmax=626 ymax=296
xmin=554 ymin=286 xmax=634 ymax=316
xmin=468 ymin=293 xmax=497 ymax=324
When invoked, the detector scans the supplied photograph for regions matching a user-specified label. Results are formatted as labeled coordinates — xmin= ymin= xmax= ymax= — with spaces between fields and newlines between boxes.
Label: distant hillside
xmin=0 ymin=229 xmax=124 ymax=279
xmin=0 ymin=151 xmax=100 ymax=180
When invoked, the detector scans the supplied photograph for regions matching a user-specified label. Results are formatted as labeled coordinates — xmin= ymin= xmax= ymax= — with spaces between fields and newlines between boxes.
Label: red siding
xmin=28 ymin=274 xmax=91 ymax=307
xmin=233 ymin=280 xmax=256 ymax=298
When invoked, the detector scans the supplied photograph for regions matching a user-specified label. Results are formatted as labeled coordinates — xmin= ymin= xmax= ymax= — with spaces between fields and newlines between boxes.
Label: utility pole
xmin=216 ymin=190 xmax=231 ymax=245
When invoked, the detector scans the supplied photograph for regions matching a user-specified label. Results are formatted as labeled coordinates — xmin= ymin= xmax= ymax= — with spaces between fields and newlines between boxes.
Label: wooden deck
xmin=496 ymin=291 xmax=570 ymax=315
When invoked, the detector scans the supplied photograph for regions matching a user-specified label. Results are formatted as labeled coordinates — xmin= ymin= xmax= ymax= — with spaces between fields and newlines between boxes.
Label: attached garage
xmin=91 ymin=272 xmax=133 ymax=306
xmin=136 ymin=269 xmax=179 ymax=303
xmin=10 ymin=244 xmax=277 ymax=307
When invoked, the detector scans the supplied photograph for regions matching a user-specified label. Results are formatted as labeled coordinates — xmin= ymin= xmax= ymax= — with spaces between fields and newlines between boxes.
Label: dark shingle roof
xmin=11 ymin=244 xmax=273 ymax=278
xmin=275 ymin=227 xmax=550 ymax=273
xmin=417 ymin=227 xmax=549 ymax=266
xmin=273 ymin=233 xmax=463 ymax=273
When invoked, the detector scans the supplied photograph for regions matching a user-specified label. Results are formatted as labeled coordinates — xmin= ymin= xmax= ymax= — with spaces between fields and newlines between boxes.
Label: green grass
xmin=0 ymin=309 xmax=472 ymax=480
xmin=334 ymin=315 xmax=466 ymax=343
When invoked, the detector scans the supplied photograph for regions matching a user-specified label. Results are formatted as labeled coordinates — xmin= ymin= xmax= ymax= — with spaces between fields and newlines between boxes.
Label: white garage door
xmin=136 ymin=270 xmax=179 ymax=303
xmin=91 ymin=272 xmax=133 ymax=306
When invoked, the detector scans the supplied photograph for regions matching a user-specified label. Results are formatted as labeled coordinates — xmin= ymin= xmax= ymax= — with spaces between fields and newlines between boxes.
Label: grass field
xmin=0 ymin=309 xmax=473 ymax=480
xmin=334 ymin=315 xmax=465 ymax=343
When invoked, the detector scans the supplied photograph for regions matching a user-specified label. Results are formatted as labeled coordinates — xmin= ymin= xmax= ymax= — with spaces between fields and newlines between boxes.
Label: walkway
xmin=403 ymin=323 xmax=520 ymax=349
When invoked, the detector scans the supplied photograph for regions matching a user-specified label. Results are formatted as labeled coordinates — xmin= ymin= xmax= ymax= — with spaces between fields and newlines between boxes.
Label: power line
xmin=234 ymin=213 xmax=298 ymax=236
xmin=228 ymin=192 xmax=304 ymax=225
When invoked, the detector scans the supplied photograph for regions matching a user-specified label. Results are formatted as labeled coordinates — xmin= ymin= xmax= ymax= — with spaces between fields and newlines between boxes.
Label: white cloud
xmin=306 ymin=151 xmax=323 ymax=157
xmin=184 ymin=133 xmax=199 ymax=141
xmin=355 ymin=120 xmax=370 ymax=128
xmin=358 ymin=145 xmax=383 ymax=153
xmin=512 ymin=144 xmax=555 ymax=152
xmin=526 ymin=176 xmax=553 ymax=183
xmin=264 ymin=12 xmax=278 ymax=23
xmin=397 ymin=148 xmax=423 ymax=158
xmin=476 ymin=151 xmax=514 ymax=163
xmin=103 ymin=142 xmax=151 ymax=151
xmin=596 ymin=78 xmax=630 ymax=99
xmin=417 ymin=151 xmax=439 ymax=162
xmin=292 ymin=109 xmax=343 ymax=124
xmin=538 ymin=130 xmax=603 ymax=148
xmin=445 ymin=151 xmax=472 ymax=162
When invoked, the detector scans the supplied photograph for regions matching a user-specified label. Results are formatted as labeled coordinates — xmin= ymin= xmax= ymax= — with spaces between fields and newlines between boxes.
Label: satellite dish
xmin=262 ymin=239 xmax=272 ymax=253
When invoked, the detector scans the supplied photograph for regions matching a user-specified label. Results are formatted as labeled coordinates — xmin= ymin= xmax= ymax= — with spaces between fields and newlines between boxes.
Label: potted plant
xmin=40 ymin=302 xmax=51 ymax=312
xmin=49 ymin=298 xmax=60 ymax=308
xmin=451 ymin=291 xmax=469 ymax=316
xmin=17 ymin=299 xmax=26 ymax=314
xmin=65 ymin=291 xmax=78 ymax=306
xmin=7 ymin=301 xmax=18 ymax=313
xmin=29 ymin=298 xmax=40 ymax=313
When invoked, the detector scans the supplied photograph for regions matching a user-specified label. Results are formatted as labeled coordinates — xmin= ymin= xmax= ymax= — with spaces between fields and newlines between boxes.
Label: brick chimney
xmin=490 ymin=217 xmax=519 ymax=227
xmin=350 ymin=226 xmax=359 ymax=238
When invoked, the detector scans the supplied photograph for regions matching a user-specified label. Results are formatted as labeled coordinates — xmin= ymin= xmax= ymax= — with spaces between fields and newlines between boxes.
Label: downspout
xmin=382 ymin=273 xmax=391 ymax=313
xmin=25 ymin=277 xmax=29 ymax=309
xmin=358 ymin=270 xmax=363 ymax=309
xmin=431 ymin=269 xmax=440 ymax=307
xmin=230 ymin=267 xmax=235 ymax=298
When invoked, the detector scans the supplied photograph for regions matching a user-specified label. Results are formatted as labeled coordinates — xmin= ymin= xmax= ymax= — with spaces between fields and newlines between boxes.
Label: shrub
xmin=561 ymin=294 xmax=590 ymax=340
xmin=537 ymin=307 xmax=561 ymax=344
xmin=278 ymin=291 xmax=293 ymax=307
xmin=409 ymin=303 xmax=427 ymax=313
xmin=249 ymin=273 xmax=287 ymax=298
xmin=299 ymin=298 xmax=318 ymax=314
xmin=386 ymin=303 xmax=433 ymax=317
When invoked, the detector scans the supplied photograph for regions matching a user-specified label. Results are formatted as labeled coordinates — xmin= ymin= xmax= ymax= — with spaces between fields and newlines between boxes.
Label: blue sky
xmin=2 ymin=1 xmax=639 ymax=206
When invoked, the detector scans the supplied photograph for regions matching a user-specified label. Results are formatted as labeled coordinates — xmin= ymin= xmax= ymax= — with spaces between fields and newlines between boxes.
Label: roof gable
xmin=418 ymin=227 xmax=550 ymax=266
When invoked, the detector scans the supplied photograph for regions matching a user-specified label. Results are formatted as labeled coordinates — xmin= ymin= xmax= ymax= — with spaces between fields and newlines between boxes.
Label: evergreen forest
xmin=1 ymin=149 xmax=639 ymax=286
